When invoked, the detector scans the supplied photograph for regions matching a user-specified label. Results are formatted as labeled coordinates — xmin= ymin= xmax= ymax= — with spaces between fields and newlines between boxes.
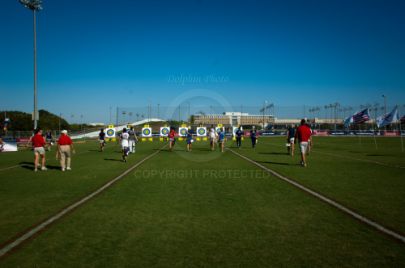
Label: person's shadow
xmin=259 ymin=152 xmax=288 ymax=155
xmin=19 ymin=162 xmax=60 ymax=170
xmin=256 ymin=160 xmax=300 ymax=166
xmin=104 ymin=158 xmax=123 ymax=162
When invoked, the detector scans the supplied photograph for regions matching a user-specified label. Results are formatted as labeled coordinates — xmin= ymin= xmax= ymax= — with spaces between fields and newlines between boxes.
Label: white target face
xmin=106 ymin=128 xmax=116 ymax=138
xmin=160 ymin=127 xmax=169 ymax=137
xmin=179 ymin=127 xmax=188 ymax=137
xmin=196 ymin=127 xmax=207 ymax=137
xmin=142 ymin=128 xmax=152 ymax=137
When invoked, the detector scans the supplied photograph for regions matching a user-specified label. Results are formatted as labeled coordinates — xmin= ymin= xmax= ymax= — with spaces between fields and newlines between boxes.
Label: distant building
xmin=88 ymin=123 xmax=105 ymax=126
xmin=193 ymin=112 xmax=274 ymax=127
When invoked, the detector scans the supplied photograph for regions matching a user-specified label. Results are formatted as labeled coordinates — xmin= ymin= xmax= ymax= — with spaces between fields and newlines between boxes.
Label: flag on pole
xmin=352 ymin=109 xmax=370 ymax=124
xmin=376 ymin=106 xmax=399 ymax=128
xmin=344 ymin=116 xmax=353 ymax=128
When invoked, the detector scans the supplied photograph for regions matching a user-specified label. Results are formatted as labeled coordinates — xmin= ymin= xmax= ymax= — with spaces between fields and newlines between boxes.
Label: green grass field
xmin=0 ymin=137 xmax=404 ymax=267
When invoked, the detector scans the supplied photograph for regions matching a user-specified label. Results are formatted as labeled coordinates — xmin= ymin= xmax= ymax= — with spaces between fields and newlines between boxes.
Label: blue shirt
xmin=250 ymin=130 xmax=257 ymax=139
xmin=288 ymin=128 xmax=295 ymax=138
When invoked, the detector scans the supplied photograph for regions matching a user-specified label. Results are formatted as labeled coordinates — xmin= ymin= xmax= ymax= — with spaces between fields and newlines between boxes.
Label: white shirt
xmin=121 ymin=132 xmax=129 ymax=147
xmin=209 ymin=129 xmax=217 ymax=139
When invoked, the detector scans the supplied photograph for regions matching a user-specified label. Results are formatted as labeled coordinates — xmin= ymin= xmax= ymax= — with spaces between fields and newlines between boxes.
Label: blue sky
xmin=1 ymin=0 xmax=405 ymax=122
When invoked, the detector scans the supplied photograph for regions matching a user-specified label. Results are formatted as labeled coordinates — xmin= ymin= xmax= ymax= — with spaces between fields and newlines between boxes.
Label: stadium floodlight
xmin=19 ymin=0 xmax=42 ymax=10
xmin=19 ymin=0 xmax=43 ymax=130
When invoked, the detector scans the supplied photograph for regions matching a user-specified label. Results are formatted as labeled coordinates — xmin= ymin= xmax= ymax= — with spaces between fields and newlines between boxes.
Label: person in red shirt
xmin=30 ymin=128 xmax=47 ymax=171
xmin=57 ymin=130 xmax=75 ymax=171
xmin=168 ymin=127 xmax=176 ymax=152
xmin=295 ymin=119 xmax=312 ymax=167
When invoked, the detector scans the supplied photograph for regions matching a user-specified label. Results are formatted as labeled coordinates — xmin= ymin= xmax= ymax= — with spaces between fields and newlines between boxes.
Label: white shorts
xmin=34 ymin=147 xmax=45 ymax=155
xmin=289 ymin=138 xmax=295 ymax=143
xmin=121 ymin=140 xmax=129 ymax=148
xmin=300 ymin=142 xmax=308 ymax=153
xmin=99 ymin=140 xmax=105 ymax=144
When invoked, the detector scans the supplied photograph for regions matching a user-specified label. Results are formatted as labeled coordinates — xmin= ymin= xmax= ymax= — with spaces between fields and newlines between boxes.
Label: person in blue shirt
xmin=99 ymin=129 xmax=106 ymax=152
xmin=45 ymin=130 xmax=53 ymax=151
xmin=186 ymin=129 xmax=193 ymax=152
xmin=218 ymin=129 xmax=225 ymax=152
xmin=286 ymin=124 xmax=296 ymax=156
xmin=235 ymin=127 xmax=243 ymax=148
xmin=250 ymin=127 xmax=257 ymax=148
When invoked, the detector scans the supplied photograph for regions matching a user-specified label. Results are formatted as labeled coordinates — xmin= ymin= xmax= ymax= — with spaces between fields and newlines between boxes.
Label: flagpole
xmin=399 ymin=122 xmax=404 ymax=152
xmin=373 ymin=128 xmax=378 ymax=149
xmin=358 ymin=123 xmax=362 ymax=146
xmin=373 ymin=116 xmax=378 ymax=150
xmin=399 ymin=110 xmax=404 ymax=152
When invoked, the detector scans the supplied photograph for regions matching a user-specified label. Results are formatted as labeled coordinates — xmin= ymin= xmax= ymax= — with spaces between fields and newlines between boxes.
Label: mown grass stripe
xmin=227 ymin=148 xmax=405 ymax=244
xmin=0 ymin=147 xmax=164 ymax=258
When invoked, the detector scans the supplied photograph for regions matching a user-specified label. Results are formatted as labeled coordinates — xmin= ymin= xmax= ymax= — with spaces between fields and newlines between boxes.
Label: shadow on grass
xmin=258 ymin=152 xmax=288 ymax=155
xmin=256 ymin=160 xmax=300 ymax=166
xmin=104 ymin=158 xmax=123 ymax=162
xmin=19 ymin=162 xmax=61 ymax=170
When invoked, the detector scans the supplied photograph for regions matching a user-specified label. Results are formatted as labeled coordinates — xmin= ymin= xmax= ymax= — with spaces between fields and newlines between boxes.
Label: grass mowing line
xmin=227 ymin=148 xmax=405 ymax=244
xmin=313 ymin=150 xmax=405 ymax=169
xmin=266 ymin=141 xmax=405 ymax=169
xmin=0 ymin=146 xmax=165 ymax=259
xmin=0 ymin=165 xmax=20 ymax=172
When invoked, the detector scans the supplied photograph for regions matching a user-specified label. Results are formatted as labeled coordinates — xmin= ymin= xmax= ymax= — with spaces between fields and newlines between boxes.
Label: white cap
xmin=61 ymin=130 xmax=68 ymax=134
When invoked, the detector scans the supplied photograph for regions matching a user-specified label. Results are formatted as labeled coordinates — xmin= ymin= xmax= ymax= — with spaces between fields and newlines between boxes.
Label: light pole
xmin=260 ymin=101 xmax=273 ymax=130
xmin=382 ymin=95 xmax=387 ymax=115
xmin=20 ymin=0 xmax=42 ymax=130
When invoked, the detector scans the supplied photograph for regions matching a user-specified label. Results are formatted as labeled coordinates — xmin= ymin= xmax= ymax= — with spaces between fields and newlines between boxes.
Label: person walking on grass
xmin=120 ymin=128 xmax=130 ymax=162
xmin=209 ymin=127 xmax=217 ymax=151
xmin=98 ymin=128 xmax=106 ymax=152
xmin=169 ymin=127 xmax=176 ymax=152
xmin=30 ymin=128 xmax=47 ymax=172
xmin=0 ymin=135 xmax=4 ymax=152
xmin=57 ymin=130 xmax=75 ymax=171
xmin=186 ymin=129 xmax=193 ymax=152
xmin=235 ymin=127 xmax=243 ymax=148
xmin=45 ymin=130 xmax=53 ymax=151
xmin=128 ymin=127 xmax=138 ymax=153
xmin=218 ymin=128 xmax=225 ymax=152
xmin=295 ymin=119 xmax=312 ymax=167
xmin=307 ymin=123 xmax=313 ymax=155
xmin=286 ymin=124 xmax=296 ymax=156
xmin=250 ymin=126 xmax=257 ymax=149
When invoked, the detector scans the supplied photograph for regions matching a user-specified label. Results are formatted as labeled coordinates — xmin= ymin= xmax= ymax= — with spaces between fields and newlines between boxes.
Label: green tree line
xmin=0 ymin=110 xmax=70 ymax=131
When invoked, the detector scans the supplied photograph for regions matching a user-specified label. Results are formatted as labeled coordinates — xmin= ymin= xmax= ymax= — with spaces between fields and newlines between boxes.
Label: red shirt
xmin=58 ymin=134 xmax=72 ymax=145
xmin=169 ymin=130 xmax=176 ymax=138
xmin=32 ymin=133 xmax=46 ymax=148
xmin=296 ymin=125 xmax=312 ymax=142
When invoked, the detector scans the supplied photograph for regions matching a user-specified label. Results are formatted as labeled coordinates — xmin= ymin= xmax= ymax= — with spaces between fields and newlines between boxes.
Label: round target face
xmin=180 ymin=128 xmax=188 ymax=136
xmin=106 ymin=129 xmax=115 ymax=137
xmin=143 ymin=128 xmax=151 ymax=136
xmin=198 ymin=128 xmax=206 ymax=136
xmin=161 ymin=128 xmax=169 ymax=135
